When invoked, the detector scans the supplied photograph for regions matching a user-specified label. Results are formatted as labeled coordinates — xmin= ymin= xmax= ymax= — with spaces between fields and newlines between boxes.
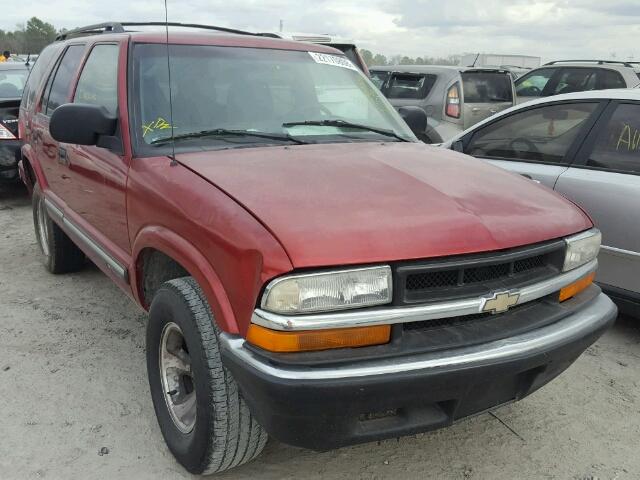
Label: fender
xmin=131 ymin=225 xmax=240 ymax=334
xmin=20 ymin=143 xmax=48 ymax=190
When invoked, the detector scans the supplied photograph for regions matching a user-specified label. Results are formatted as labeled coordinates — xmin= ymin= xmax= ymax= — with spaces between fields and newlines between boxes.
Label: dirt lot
xmin=1 ymin=183 xmax=639 ymax=480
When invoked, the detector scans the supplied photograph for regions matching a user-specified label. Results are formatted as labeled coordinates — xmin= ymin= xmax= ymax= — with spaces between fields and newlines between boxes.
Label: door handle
xmin=58 ymin=146 xmax=69 ymax=166
xmin=520 ymin=173 xmax=541 ymax=184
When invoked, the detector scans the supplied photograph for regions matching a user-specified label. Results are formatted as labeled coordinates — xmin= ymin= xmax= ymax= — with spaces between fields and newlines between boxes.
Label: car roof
xmin=370 ymin=65 xmax=509 ymax=74
xmin=0 ymin=62 xmax=30 ymax=71
xmin=263 ymin=31 xmax=356 ymax=45
xmin=532 ymin=62 xmax=639 ymax=73
xmin=58 ymin=30 xmax=342 ymax=55
xmin=446 ymin=88 xmax=640 ymax=144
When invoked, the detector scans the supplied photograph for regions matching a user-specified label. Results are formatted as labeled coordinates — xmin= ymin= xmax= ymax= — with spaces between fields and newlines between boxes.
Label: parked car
xmin=260 ymin=31 xmax=369 ymax=74
xmin=515 ymin=60 xmax=640 ymax=104
xmin=369 ymin=65 xmax=515 ymax=143
xmin=460 ymin=53 xmax=541 ymax=70
xmin=443 ymin=89 xmax=640 ymax=316
xmin=0 ymin=62 xmax=30 ymax=182
xmin=20 ymin=22 xmax=616 ymax=475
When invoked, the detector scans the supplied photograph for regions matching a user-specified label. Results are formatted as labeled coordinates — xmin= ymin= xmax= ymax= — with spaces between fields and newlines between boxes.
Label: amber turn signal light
xmin=559 ymin=272 xmax=595 ymax=302
xmin=246 ymin=324 xmax=391 ymax=353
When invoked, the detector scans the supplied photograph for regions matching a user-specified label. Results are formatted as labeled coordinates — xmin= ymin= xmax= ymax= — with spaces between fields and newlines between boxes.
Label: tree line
xmin=359 ymin=49 xmax=461 ymax=67
xmin=0 ymin=17 xmax=57 ymax=55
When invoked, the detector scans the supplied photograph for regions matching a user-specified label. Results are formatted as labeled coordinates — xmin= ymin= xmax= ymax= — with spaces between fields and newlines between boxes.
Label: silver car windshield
xmin=132 ymin=44 xmax=416 ymax=149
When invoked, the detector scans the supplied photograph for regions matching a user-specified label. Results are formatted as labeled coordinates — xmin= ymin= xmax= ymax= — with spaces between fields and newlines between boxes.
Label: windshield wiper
xmin=282 ymin=119 xmax=410 ymax=142
xmin=150 ymin=128 xmax=309 ymax=145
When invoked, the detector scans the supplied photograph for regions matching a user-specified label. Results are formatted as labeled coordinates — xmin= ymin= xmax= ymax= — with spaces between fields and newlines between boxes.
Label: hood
xmin=177 ymin=142 xmax=591 ymax=268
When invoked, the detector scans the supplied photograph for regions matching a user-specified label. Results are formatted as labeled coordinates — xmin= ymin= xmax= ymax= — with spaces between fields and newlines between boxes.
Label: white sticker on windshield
xmin=308 ymin=51 xmax=358 ymax=71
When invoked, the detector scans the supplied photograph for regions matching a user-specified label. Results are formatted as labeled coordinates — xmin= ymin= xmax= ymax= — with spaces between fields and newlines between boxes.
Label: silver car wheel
xmin=159 ymin=322 xmax=197 ymax=434
xmin=36 ymin=197 xmax=50 ymax=257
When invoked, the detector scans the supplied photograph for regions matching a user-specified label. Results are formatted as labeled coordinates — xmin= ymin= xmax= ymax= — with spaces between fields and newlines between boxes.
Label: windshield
xmin=0 ymin=68 xmax=28 ymax=99
xmin=131 ymin=44 xmax=415 ymax=154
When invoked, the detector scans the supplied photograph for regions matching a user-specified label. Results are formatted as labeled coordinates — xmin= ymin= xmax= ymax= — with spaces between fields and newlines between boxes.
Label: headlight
xmin=563 ymin=229 xmax=601 ymax=272
xmin=261 ymin=266 xmax=392 ymax=315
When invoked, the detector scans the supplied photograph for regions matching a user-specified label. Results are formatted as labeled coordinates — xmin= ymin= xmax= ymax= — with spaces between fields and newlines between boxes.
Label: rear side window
xmin=587 ymin=103 xmax=640 ymax=174
xmin=73 ymin=44 xmax=119 ymax=115
xmin=387 ymin=73 xmax=436 ymax=99
xmin=550 ymin=68 xmax=597 ymax=96
xmin=21 ymin=44 xmax=62 ymax=110
xmin=41 ymin=44 xmax=84 ymax=116
xmin=466 ymin=102 xmax=598 ymax=164
xmin=461 ymin=72 xmax=513 ymax=103
xmin=515 ymin=68 xmax=555 ymax=97
xmin=598 ymin=69 xmax=626 ymax=89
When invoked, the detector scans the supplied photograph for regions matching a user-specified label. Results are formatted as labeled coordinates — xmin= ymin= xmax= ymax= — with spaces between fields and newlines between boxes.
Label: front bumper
xmin=220 ymin=291 xmax=616 ymax=450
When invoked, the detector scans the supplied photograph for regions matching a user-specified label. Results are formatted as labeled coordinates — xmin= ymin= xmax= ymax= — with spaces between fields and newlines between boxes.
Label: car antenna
xmin=25 ymin=53 xmax=31 ymax=66
xmin=164 ymin=0 xmax=178 ymax=167
xmin=471 ymin=53 xmax=480 ymax=67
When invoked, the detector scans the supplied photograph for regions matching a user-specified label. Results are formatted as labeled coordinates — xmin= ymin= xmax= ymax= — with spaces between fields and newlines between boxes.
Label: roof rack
xmin=55 ymin=22 xmax=257 ymax=41
xmin=544 ymin=59 xmax=635 ymax=68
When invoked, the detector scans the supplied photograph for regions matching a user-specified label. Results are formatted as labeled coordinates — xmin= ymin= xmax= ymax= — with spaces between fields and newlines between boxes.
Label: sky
xmin=2 ymin=0 xmax=640 ymax=62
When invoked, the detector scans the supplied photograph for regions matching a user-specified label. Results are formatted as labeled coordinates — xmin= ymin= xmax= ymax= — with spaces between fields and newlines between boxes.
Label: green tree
xmin=359 ymin=48 xmax=374 ymax=66
xmin=372 ymin=53 xmax=387 ymax=66
xmin=23 ymin=17 xmax=57 ymax=54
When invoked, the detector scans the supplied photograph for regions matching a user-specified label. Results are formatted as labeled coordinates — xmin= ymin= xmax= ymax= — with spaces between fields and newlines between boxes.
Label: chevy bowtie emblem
xmin=481 ymin=290 xmax=520 ymax=314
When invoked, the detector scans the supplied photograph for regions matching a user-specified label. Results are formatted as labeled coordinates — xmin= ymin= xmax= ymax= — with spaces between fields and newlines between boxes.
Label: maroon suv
xmin=19 ymin=22 xmax=616 ymax=475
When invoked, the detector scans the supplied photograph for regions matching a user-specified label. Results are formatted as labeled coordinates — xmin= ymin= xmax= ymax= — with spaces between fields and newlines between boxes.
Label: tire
xmin=32 ymin=182 xmax=85 ymax=274
xmin=147 ymin=277 xmax=267 ymax=474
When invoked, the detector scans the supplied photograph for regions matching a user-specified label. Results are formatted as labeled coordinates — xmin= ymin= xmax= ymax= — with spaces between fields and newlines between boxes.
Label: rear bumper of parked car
xmin=220 ymin=291 xmax=616 ymax=450
xmin=0 ymin=139 xmax=22 ymax=182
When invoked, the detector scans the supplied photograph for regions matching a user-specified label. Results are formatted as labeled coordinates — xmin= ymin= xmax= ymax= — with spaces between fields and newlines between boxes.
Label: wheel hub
xmin=36 ymin=198 xmax=50 ymax=257
xmin=159 ymin=322 xmax=196 ymax=434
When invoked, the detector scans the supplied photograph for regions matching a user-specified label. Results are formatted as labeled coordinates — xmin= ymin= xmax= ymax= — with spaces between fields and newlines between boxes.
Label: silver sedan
xmin=443 ymin=89 xmax=640 ymax=316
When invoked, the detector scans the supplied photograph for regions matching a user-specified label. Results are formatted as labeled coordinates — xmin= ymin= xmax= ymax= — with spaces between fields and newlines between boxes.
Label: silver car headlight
xmin=261 ymin=266 xmax=392 ymax=315
xmin=563 ymin=228 xmax=601 ymax=272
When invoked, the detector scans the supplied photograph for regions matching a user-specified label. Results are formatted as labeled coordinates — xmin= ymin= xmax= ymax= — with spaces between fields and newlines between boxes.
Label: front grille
xmin=394 ymin=240 xmax=565 ymax=305
xmin=402 ymin=301 xmax=533 ymax=332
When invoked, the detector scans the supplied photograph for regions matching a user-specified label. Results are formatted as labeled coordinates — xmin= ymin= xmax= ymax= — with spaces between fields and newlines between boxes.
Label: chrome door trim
xmin=600 ymin=245 xmax=640 ymax=260
xmin=252 ymin=260 xmax=598 ymax=331
xmin=44 ymin=197 xmax=129 ymax=283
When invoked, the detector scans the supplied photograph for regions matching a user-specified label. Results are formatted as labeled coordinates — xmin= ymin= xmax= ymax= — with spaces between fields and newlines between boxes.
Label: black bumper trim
xmin=220 ymin=293 xmax=616 ymax=450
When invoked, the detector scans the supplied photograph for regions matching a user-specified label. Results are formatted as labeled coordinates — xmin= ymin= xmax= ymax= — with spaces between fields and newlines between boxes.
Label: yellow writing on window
xmin=616 ymin=123 xmax=640 ymax=152
xmin=142 ymin=117 xmax=172 ymax=137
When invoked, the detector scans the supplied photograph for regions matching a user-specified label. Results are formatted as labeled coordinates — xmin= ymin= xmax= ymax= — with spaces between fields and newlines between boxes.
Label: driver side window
xmin=465 ymin=103 xmax=598 ymax=164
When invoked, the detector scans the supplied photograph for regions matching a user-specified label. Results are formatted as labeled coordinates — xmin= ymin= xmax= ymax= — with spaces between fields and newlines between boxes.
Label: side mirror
xmin=49 ymin=104 xmax=117 ymax=146
xmin=451 ymin=140 xmax=464 ymax=152
xmin=398 ymin=106 xmax=428 ymax=137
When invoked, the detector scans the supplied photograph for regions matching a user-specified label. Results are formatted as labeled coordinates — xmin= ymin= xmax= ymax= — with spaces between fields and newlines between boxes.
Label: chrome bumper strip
xmin=222 ymin=293 xmax=616 ymax=381
xmin=251 ymin=260 xmax=598 ymax=331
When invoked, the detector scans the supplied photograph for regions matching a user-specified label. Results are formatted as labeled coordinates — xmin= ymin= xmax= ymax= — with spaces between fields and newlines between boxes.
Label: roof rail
xmin=55 ymin=21 xmax=257 ymax=41
xmin=544 ymin=59 xmax=635 ymax=68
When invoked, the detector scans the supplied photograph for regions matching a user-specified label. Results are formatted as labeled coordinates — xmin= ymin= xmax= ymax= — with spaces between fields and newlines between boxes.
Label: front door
xmin=555 ymin=101 xmax=640 ymax=296
xmin=60 ymin=43 xmax=131 ymax=256
xmin=462 ymin=101 xmax=603 ymax=189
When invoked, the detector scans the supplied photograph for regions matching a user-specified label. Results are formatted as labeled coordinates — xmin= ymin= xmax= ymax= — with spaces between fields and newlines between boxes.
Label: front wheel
xmin=146 ymin=277 xmax=267 ymax=474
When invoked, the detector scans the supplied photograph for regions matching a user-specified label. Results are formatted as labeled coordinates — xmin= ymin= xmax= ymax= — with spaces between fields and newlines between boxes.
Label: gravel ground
xmin=1 ymin=182 xmax=639 ymax=480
